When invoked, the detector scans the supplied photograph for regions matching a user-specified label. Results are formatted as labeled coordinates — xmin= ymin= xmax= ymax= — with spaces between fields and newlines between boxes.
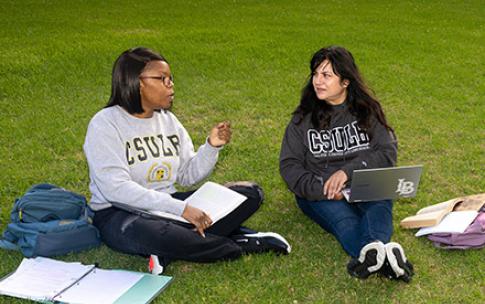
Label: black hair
xmin=294 ymin=46 xmax=393 ymax=132
xmin=106 ymin=47 xmax=167 ymax=114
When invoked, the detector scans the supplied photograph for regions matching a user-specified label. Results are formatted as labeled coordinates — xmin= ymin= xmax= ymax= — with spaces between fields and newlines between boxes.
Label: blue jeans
xmin=296 ymin=197 xmax=393 ymax=258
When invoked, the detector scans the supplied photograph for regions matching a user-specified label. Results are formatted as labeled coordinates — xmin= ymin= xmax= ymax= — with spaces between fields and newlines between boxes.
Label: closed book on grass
xmin=400 ymin=193 xmax=485 ymax=229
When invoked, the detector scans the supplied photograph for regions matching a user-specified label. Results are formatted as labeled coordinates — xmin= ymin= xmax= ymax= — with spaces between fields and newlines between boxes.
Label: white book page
xmin=54 ymin=269 xmax=143 ymax=304
xmin=185 ymin=182 xmax=247 ymax=221
xmin=151 ymin=182 xmax=247 ymax=223
xmin=415 ymin=211 xmax=478 ymax=237
xmin=416 ymin=199 xmax=456 ymax=215
xmin=0 ymin=257 xmax=94 ymax=302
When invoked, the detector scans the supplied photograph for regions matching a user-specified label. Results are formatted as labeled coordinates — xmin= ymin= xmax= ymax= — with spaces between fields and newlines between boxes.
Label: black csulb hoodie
xmin=279 ymin=102 xmax=397 ymax=201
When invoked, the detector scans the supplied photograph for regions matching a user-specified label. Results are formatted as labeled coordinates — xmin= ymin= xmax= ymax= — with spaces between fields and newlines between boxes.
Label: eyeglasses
xmin=139 ymin=74 xmax=174 ymax=87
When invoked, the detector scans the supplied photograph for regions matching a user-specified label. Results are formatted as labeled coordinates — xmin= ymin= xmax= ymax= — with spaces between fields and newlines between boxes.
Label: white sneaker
xmin=149 ymin=255 xmax=164 ymax=275
xmin=347 ymin=241 xmax=386 ymax=279
xmin=383 ymin=242 xmax=414 ymax=282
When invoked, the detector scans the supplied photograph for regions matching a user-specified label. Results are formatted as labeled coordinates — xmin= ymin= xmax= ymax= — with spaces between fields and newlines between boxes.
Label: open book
xmin=0 ymin=257 xmax=172 ymax=304
xmin=414 ymin=211 xmax=479 ymax=237
xmin=400 ymin=193 xmax=485 ymax=229
xmin=148 ymin=181 xmax=247 ymax=224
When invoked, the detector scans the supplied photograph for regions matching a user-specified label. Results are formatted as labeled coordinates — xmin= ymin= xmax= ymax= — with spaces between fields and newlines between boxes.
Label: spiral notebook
xmin=0 ymin=257 xmax=172 ymax=304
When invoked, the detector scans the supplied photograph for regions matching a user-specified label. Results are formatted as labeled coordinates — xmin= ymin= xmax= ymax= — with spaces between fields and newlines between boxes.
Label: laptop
xmin=342 ymin=165 xmax=423 ymax=203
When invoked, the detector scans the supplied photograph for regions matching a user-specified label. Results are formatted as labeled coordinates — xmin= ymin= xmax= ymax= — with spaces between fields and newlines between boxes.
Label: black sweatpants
xmin=93 ymin=186 xmax=262 ymax=263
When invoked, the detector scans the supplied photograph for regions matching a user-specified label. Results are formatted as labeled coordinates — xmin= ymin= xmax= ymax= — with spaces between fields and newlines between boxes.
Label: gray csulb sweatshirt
xmin=279 ymin=102 xmax=397 ymax=201
xmin=83 ymin=105 xmax=221 ymax=215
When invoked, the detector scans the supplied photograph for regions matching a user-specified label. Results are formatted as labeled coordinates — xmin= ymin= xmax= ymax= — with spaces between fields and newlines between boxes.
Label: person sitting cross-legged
xmin=279 ymin=46 xmax=413 ymax=282
xmin=84 ymin=47 xmax=290 ymax=273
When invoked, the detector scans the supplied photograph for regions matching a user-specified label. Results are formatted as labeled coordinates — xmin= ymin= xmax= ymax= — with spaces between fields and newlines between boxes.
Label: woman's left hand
xmin=324 ymin=170 xmax=348 ymax=200
xmin=208 ymin=121 xmax=232 ymax=147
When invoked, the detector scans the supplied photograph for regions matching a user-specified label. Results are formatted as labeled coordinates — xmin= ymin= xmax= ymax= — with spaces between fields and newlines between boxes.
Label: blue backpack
xmin=0 ymin=184 xmax=101 ymax=257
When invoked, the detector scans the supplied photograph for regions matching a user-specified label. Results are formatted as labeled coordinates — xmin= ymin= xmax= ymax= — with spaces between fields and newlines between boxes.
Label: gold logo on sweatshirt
xmin=147 ymin=162 xmax=172 ymax=182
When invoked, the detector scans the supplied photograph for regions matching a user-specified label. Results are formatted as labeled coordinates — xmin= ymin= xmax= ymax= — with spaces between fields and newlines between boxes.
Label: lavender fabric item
xmin=427 ymin=211 xmax=485 ymax=250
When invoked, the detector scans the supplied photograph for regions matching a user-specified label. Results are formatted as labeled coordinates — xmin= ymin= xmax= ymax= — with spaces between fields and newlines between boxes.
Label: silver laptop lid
xmin=347 ymin=165 xmax=423 ymax=203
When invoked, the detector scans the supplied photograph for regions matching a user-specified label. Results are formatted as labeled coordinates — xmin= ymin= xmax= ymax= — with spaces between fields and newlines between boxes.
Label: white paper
xmin=415 ymin=211 xmax=478 ymax=237
xmin=54 ymin=269 xmax=143 ymax=304
xmin=150 ymin=181 xmax=247 ymax=223
xmin=342 ymin=188 xmax=351 ymax=201
xmin=0 ymin=257 xmax=94 ymax=302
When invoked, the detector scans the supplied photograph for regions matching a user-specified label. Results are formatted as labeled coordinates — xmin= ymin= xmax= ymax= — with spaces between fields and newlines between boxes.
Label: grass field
xmin=1 ymin=0 xmax=484 ymax=303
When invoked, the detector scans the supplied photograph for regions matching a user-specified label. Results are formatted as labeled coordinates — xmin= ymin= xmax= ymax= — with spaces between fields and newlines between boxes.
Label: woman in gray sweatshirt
xmin=280 ymin=46 xmax=413 ymax=282
xmin=84 ymin=47 xmax=290 ymax=274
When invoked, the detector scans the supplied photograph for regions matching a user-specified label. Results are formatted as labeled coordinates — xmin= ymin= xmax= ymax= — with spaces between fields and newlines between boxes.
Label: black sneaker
xmin=381 ymin=242 xmax=414 ymax=283
xmin=378 ymin=259 xmax=398 ymax=280
xmin=347 ymin=241 xmax=386 ymax=279
xmin=231 ymin=232 xmax=291 ymax=255
xmin=230 ymin=225 xmax=258 ymax=236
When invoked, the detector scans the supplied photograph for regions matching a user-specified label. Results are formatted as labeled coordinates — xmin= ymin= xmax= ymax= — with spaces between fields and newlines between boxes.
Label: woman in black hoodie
xmin=279 ymin=46 xmax=414 ymax=282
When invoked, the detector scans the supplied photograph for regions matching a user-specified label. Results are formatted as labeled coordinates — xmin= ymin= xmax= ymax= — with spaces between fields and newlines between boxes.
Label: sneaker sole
xmin=385 ymin=242 xmax=407 ymax=277
xmin=224 ymin=181 xmax=264 ymax=202
xmin=149 ymin=255 xmax=164 ymax=275
xmin=358 ymin=241 xmax=386 ymax=273
xmin=243 ymin=232 xmax=292 ymax=253
xmin=224 ymin=181 xmax=258 ymax=188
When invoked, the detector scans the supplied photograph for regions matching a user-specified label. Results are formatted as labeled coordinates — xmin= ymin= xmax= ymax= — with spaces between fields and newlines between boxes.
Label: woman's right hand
xmin=181 ymin=205 xmax=213 ymax=238
xmin=324 ymin=170 xmax=348 ymax=200
xmin=208 ymin=121 xmax=232 ymax=147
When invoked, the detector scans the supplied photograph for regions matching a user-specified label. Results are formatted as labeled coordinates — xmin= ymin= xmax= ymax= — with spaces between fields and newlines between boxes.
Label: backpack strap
xmin=0 ymin=230 xmax=20 ymax=251
xmin=0 ymin=239 xmax=19 ymax=251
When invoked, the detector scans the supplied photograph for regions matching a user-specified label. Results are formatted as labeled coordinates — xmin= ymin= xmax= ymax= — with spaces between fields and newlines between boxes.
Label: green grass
xmin=1 ymin=0 xmax=484 ymax=303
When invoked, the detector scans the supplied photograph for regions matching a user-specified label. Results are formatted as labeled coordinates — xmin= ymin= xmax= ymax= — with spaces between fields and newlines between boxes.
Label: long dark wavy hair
xmin=293 ymin=46 xmax=393 ymax=133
